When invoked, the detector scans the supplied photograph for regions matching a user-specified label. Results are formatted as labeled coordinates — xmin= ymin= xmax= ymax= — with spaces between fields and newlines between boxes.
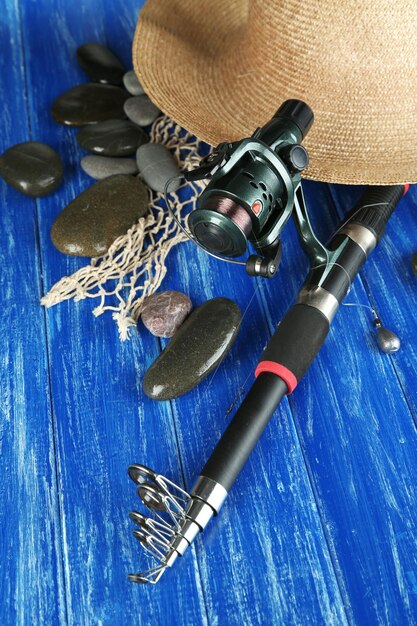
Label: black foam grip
xmin=201 ymin=374 xmax=287 ymax=490
xmin=260 ymin=304 xmax=330 ymax=382
xmin=349 ymin=185 xmax=405 ymax=241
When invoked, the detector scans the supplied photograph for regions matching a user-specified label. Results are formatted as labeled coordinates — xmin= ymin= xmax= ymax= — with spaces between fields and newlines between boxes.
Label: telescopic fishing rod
xmin=127 ymin=100 xmax=409 ymax=584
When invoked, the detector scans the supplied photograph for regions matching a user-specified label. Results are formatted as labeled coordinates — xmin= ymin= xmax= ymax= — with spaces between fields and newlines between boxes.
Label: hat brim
xmin=133 ymin=0 xmax=417 ymax=185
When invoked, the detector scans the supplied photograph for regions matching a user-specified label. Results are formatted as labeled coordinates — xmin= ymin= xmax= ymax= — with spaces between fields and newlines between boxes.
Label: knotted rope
xmin=41 ymin=116 xmax=207 ymax=340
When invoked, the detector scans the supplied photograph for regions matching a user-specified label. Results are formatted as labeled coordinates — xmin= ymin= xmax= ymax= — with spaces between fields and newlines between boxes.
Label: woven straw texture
xmin=133 ymin=0 xmax=417 ymax=185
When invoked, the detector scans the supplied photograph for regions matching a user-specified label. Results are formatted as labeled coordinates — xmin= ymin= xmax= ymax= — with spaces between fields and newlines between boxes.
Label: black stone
xmin=51 ymin=84 xmax=128 ymax=126
xmin=0 ymin=141 xmax=63 ymax=197
xmin=51 ymin=174 xmax=149 ymax=257
xmin=77 ymin=119 xmax=148 ymax=157
xmin=76 ymin=43 xmax=125 ymax=85
xmin=143 ymin=298 xmax=241 ymax=400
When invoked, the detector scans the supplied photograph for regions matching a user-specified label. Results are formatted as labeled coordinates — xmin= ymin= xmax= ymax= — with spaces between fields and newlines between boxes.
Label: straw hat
xmin=133 ymin=0 xmax=417 ymax=185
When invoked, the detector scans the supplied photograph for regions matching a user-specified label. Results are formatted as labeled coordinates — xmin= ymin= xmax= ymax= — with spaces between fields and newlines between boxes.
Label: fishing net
xmin=41 ymin=115 xmax=208 ymax=340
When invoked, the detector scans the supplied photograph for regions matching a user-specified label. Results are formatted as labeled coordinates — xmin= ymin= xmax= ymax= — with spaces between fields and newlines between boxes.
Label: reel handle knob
xmin=246 ymin=255 xmax=278 ymax=278
xmin=279 ymin=144 xmax=309 ymax=174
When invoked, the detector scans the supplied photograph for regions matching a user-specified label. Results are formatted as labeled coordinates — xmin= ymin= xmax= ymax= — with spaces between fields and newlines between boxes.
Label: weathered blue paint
xmin=0 ymin=1 xmax=416 ymax=625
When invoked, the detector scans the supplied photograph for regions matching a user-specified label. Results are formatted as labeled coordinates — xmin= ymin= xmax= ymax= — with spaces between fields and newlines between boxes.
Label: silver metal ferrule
xmin=338 ymin=223 xmax=377 ymax=257
xmin=128 ymin=468 xmax=230 ymax=583
xmin=191 ymin=475 xmax=228 ymax=514
xmin=163 ymin=477 xmax=228 ymax=564
xmin=298 ymin=286 xmax=339 ymax=323
xmin=167 ymin=515 xmax=203 ymax=556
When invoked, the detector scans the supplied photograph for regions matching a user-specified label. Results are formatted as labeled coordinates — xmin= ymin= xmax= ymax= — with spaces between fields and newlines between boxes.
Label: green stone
xmin=51 ymin=174 xmax=148 ymax=257
xmin=77 ymin=119 xmax=148 ymax=157
xmin=143 ymin=298 xmax=241 ymax=400
xmin=51 ymin=84 xmax=128 ymax=126
xmin=0 ymin=141 xmax=63 ymax=197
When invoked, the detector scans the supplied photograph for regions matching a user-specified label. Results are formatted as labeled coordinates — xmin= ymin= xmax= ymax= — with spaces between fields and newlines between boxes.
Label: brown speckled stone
xmin=143 ymin=298 xmax=241 ymax=400
xmin=51 ymin=174 xmax=148 ymax=257
xmin=141 ymin=291 xmax=192 ymax=338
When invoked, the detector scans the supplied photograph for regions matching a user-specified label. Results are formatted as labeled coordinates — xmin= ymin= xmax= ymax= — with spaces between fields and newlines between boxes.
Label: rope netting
xmin=41 ymin=115 xmax=208 ymax=340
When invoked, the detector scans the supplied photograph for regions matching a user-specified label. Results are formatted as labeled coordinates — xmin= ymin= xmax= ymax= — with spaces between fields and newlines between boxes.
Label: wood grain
xmin=260 ymin=181 xmax=417 ymax=625
xmin=0 ymin=2 xmax=65 ymax=624
xmin=1 ymin=0 xmax=417 ymax=624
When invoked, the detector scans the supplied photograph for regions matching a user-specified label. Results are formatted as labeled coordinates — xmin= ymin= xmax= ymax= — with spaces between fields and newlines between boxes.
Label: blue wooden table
xmin=1 ymin=1 xmax=417 ymax=624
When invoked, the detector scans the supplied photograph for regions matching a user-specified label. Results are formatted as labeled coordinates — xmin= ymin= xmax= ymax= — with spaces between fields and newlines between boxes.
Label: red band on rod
xmin=255 ymin=360 xmax=298 ymax=394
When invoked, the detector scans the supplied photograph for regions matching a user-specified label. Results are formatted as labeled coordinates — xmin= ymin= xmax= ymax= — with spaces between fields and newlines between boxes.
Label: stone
xmin=123 ymin=95 xmax=160 ymax=127
xmin=81 ymin=155 xmax=138 ymax=180
xmin=0 ymin=141 xmax=63 ymax=197
xmin=141 ymin=291 xmax=192 ymax=338
xmin=76 ymin=43 xmax=124 ymax=85
xmin=51 ymin=84 xmax=128 ymax=126
xmin=136 ymin=143 xmax=181 ymax=193
xmin=143 ymin=298 xmax=241 ymax=400
xmin=51 ymin=175 xmax=148 ymax=257
xmin=123 ymin=70 xmax=145 ymax=96
xmin=77 ymin=119 xmax=148 ymax=157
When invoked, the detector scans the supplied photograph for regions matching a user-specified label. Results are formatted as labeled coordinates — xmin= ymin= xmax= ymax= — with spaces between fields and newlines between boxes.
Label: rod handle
xmin=256 ymin=304 xmax=330 ymax=392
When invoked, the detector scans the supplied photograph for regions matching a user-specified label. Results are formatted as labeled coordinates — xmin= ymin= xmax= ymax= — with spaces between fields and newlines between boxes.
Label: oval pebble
xmin=143 ymin=298 xmax=241 ymax=400
xmin=81 ymin=155 xmax=138 ymax=180
xmin=0 ymin=141 xmax=63 ymax=197
xmin=77 ymin=43 xmax=125 ymax=85
xmin=123 ymin=70 xmax=145 ymax=96
xmin=51 ymin=174 xmax=148 ymax=257
xmin=141 ymin=291 xmax=192 ymax=338
xmin=51 ymin=84 xmax=128 ymax=126
xmin=136 ymin=143 xmax=180 ymax=193
xmin=123 ymin=95 xmax=160 ymax=127
xmin=77 ymin=119 xmax=148 ymax=157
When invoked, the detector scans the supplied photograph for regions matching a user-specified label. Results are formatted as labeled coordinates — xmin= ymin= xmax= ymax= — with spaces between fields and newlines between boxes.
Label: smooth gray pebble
xmin=123 ymin=70 xmax=145 ymax=96
xmin=81 ymin=155 xmax=138 ymax=180
xmin=136 ymin=143 xmax=180 ymax=193
xmin=124 ymin=95 xmax=160 ymax=127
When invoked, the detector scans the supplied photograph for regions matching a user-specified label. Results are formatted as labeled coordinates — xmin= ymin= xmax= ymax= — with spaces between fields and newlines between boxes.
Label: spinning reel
xmin=166 ymin=99 xmax=314 ymax=278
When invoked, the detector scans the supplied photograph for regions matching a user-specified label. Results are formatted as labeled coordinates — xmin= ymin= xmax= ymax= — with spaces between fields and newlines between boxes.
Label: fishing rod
xmin=127 ymin=100 xmax=408 ymax=583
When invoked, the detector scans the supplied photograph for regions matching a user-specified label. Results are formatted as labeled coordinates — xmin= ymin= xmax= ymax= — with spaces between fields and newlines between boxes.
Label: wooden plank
xmin=260 ymin=180 xmax=417 ymax=624
xmin=17 ymin=0 xmax=351 ymax=624
xmin=329 ymin=183 xmax=417 ymax=419
xmin=155 ymin=205 xmax=349 ymax=622
xmin=16 ymin=0 xmax=417 ymax=623
xmin=18 ymin=0 xmax=208 ymax=623
xmin=0 ymin=1 xmax=65 ymax=624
